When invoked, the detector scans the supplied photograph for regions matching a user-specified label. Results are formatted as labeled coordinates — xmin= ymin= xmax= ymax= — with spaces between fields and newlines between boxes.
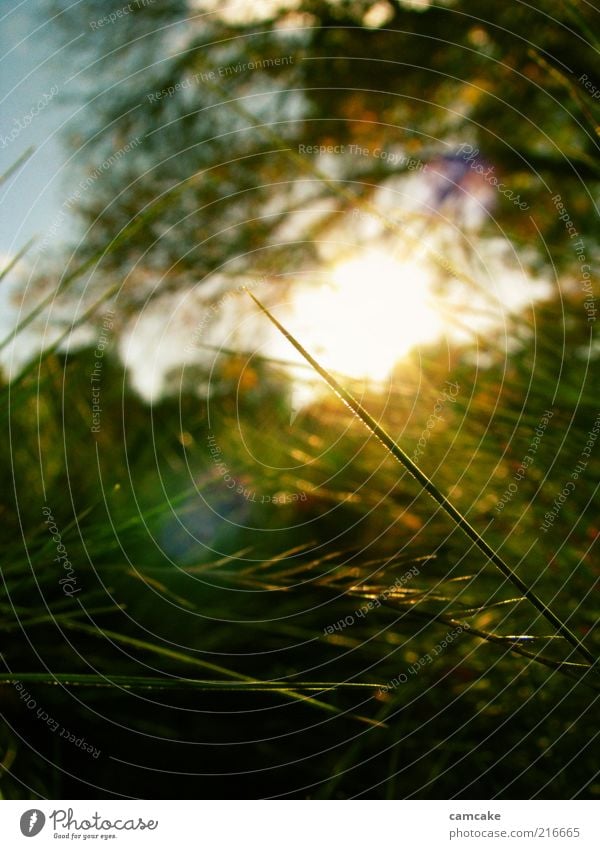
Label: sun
xmin=278 ymin=249 xmax=442 ymax=384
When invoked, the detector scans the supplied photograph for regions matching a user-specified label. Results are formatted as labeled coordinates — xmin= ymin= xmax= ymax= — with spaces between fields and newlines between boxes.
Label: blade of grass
xmin=247 ymin=290 xmax=597 ymax=669
xmin=394 ymin=607 xmax=599 ymax=689
xmin=0 ymin=239 xmax=35 ymax=285
xmin=61 ymin=620 xmax=384 ymax=727
xmin=0 ymin=672 xmax=384 ymax=692
xmin=0 ymin=148 xmax=35 ymax=186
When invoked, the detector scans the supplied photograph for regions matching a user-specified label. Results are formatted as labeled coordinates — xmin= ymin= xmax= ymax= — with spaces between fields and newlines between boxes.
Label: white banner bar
xmin=0 ymin=800 xmax=597 ymax=848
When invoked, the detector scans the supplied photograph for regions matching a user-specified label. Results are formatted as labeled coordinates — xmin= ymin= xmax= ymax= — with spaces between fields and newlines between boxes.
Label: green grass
xmin=1 ymin=290 xmax=598 ymax=798
xmin=1 ymin=28 xmax=599 ymax=795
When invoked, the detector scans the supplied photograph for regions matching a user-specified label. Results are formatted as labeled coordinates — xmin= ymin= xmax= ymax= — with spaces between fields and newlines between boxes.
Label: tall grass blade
xmin=0 ymin=148 xmax=35 ymax=186
xmin=0 ymin=672 xmax=384 ymax=692
xmin=62 ymin=621 xmax=384 ymax=726
xmin=247 ymin=290 xmax=597 ymax=669
xmin=0 ymin=240 xmax=34 ymax=286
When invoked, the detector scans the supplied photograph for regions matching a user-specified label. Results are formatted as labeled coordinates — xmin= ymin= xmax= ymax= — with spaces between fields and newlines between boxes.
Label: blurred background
xmin=0 ymin=0 xmax=598 ymax=799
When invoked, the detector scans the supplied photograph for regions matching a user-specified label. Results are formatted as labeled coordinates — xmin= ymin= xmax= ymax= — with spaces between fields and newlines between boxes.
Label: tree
xmin=39 ymin=0 xmax=599 ymax=385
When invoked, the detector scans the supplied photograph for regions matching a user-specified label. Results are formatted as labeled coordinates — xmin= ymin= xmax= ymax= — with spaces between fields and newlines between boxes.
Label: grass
xmin=0 ymin=61 xmax=599 ymax=796
xmin=246 ymin=289 xmax=597 ymax=672
xmin=1 ymin=295 xmax=598 ymax=798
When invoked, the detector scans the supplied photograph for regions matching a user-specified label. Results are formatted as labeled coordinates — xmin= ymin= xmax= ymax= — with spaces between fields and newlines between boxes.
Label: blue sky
xmin=0 ymin=0 xmax=77 ymax=258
